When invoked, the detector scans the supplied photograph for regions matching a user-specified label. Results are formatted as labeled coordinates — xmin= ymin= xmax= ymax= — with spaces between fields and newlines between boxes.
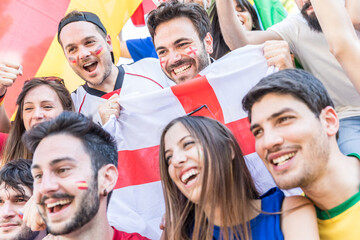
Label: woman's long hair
xmin=1 ymin=77 xmax=74 ymax=166
xmin=210 ymin=0 xmax=260 ymax=59
xmin=159 ymin=116 xmax=259 ymax=240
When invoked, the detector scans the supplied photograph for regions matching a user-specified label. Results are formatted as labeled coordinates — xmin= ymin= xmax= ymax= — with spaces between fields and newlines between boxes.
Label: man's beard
xmin=43 ymin=178 xmax=100 ymax=236
xmin=166 ymin=44 xmax=210 ymax=84
xmin=301 ymin=2 xmax=322 ymax=32
xmin=0 ymin=225 xmax=38 ymax=240
xmin=17 ymin=229 xmax=40 ymax=240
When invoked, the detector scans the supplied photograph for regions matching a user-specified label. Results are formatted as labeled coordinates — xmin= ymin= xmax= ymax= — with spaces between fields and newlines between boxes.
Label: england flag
xmin=104 ymin=45 xmax=288 ymax=239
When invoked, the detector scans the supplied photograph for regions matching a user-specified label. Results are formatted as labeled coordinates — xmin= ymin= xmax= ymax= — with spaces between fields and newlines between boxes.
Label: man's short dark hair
xmin=0 ymin=159 xmax=33 ymax=197
xmin=58 ymin=10 xmax=107 ymax=44
xmin=23 ymin=112 xmax=118 ymax=174
xmin=242 ymin=69 xmax=335 ymax=122
xmin=147 ymin=0 xmax=211 ymax=42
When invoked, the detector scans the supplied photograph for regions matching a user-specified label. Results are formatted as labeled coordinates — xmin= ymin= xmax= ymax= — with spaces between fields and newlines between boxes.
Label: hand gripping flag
xmin=0 ymin=0 xmax=141 ymax=117
xmin=103 ymin=45 xmax=287 ymax=239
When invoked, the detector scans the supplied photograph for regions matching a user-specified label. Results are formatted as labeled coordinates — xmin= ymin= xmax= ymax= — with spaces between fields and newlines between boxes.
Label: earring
xmin=103 ymin=189 xmax=108 ymax=197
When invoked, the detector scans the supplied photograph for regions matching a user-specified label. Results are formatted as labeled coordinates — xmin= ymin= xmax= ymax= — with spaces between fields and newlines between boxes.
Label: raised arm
xmin=281 ymin=196 xmax=319 ymax=240
xmin=0 ymin=101 xmax=10 ymax=133
xmin=215 ymin=0 xmax=281 ymax=50
xmin=311 ymin=0 xmax=360 ymax=93
xmin=0 ymin=61 xmax=22 ymax=133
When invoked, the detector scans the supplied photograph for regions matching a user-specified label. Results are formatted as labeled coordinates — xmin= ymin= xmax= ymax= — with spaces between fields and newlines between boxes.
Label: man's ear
xmin=204 ymin=32 xmax=213 ymax=54
xmin=320 ymin=106 xmax=339 ymax=137
xmin=98 ymin=164 xmax=118 ymax=197
xmin=106 ymin=34 xmax=113 ymax=52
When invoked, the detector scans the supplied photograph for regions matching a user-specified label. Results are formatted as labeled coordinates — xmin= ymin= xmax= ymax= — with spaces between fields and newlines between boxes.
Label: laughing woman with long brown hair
xmin=1 ymin=77 xmax=74 ymax=165
xmin=159 ymin=116 xmax=319 ymax=240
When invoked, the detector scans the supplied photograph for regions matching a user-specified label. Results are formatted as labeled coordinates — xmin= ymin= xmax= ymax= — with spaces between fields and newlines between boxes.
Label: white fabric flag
xmin=104 ymin=45 xmax=294 ymax=239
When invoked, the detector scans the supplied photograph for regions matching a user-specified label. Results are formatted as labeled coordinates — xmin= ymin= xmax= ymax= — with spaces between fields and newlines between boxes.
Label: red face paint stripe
xmin=76 ymin=181 xmax=88 ymax=190
xmin=69 ymin=57 xmax=76 ymax=64
xmin=95 ymin=46 xmax=104 ymax=55
xmin=160 ymin=59 xmax=165 ymax=68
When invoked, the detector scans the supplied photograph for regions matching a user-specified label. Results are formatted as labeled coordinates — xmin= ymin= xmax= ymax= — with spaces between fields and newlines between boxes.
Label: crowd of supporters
xmin=0 ymin=0 xmax=359 ymax=239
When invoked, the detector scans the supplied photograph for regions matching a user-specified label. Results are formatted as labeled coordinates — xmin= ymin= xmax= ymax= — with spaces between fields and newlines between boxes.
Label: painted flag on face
xmin=103 ymin=45 xmax=282 ymax=239
xmin=0 ymin=0 xmax=141 ymax=117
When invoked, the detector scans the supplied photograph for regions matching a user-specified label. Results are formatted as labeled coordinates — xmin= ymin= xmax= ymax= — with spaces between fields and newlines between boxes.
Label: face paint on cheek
xmin=95 ymin=45 xmax=104 ymax=56
xmin=186 ymin=47 xmax=198 ymax=57
xmin=18 ymin=211 xmax=23 ymax=219
xmin=76 ymin=180 xmax=88 ymax=190
xmin=159 ymin=58 xmax=165 ymax=69
xmin=69 ymin=57 xmax=76 ymax=64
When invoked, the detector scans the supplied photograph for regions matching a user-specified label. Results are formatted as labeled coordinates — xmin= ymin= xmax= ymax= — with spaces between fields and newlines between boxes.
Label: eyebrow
xmin=155 ymin=46 xmax=165 ymax=52
xmin=250 ymin=108 xmax=295 ymax=132
xmin=174 ymin=38 xmax=191 ymax=45
xmin=0 ymin=190 xmax=31 ymax=200
xmin=32 ymin=157 xmax=76 ymax=170
xmin=23 ymin=100 xmax=55 ymax=105
xmin=155 ymin=38 xmax=192 ymax=52
xmin=64 ymin=36 xmax=96 ymax=50
xmin=164 ymin=135 xmax=192 ymax=155
xmin=13 ymin=194 xmax=31 ymax=200
xmin=64 ymin=43 xmax=75 ymax=51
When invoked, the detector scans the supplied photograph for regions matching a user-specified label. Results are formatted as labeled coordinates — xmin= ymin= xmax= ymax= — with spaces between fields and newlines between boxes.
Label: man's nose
xmin=168 ymin=50 xmax=182 ymax=64
xmin=0 ymin=201 xmax=17 ymax=219
xmin=78 ymin=46 xmax=91 ymax=61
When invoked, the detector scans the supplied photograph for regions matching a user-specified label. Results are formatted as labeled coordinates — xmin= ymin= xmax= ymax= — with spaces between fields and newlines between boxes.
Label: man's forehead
xmin=154 ymin=17 xmax=199 ymax=42
xmin=32 ymin=134 xmax=87 ymax=167
xmin=251 ymin=94 xmax=297 ymax=119
xmin=59 ymin=21 xmax=101 ymax=44
xmin=250 ymin=93 xmax=314 ymax=123
xmin=0 ymin=183 xmax=31 ymax=197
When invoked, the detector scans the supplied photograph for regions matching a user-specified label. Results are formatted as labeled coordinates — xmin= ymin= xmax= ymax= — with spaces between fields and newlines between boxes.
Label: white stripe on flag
xmin=105 ymin=87 xmax=186 ymax=150
xmin=108 ymin=181 xmax=164 ymax=239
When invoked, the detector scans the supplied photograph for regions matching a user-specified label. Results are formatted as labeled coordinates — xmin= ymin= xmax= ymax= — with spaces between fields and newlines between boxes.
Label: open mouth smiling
xmin=180 ymin=168 xmax=199 ymax=185
xmin=271 ymin=152 xmax=296 ymax=166
xmin=46 ymin=199 xmax=72 ymax=214
xmin=173 ymin=64 xmax=191 ymax=76
xmin=82 ymin=61 xmax=98 ymax=73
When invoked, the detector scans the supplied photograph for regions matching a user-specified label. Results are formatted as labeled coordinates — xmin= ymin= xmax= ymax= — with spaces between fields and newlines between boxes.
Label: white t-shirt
xmin=269 ymin=13 xmax=360 ymax=119
xmin=71 ymin=58 xmax=174 ymax=125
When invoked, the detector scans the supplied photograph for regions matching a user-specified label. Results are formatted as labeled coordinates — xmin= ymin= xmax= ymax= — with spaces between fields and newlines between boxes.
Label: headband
xmin=58 ymin=11 xmax=107 ymax=42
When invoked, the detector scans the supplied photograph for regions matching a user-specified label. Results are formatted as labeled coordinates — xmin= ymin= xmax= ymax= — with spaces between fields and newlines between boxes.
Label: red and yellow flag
xmin=0 ymin=0 xmax=141 ymax=117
